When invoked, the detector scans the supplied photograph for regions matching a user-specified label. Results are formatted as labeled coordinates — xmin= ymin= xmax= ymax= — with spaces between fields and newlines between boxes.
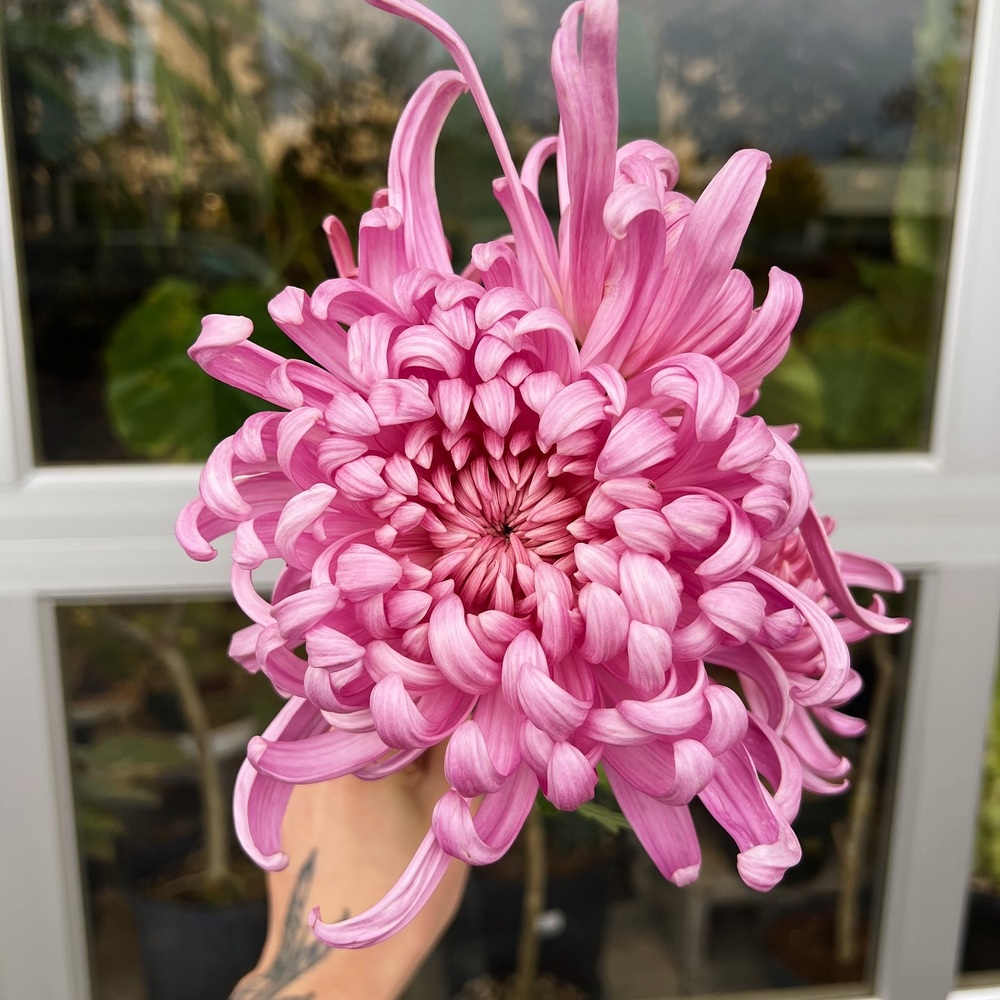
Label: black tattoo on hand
xmin=231 ymin=851 xmax=331 ymax=1000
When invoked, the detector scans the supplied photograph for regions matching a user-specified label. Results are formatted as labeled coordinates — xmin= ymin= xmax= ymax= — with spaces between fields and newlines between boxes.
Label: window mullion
xmin=0 ymin=594 xmax=91 ymax=1000
xmin=877 ymin=565 xmax=1000 ymax=1000
xmin=0 ymin=42 xmax=35 ymax=486
xmin=930 ymin=0 xmax=1000 ymax=474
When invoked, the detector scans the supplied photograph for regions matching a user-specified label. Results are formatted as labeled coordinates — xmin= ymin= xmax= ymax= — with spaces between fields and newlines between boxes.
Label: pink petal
xmin=247 ymin=728 xmax=387 ymax=783
xmin=605 ymin=763 xmax=701 ymax=886
xmin=336 ymin=544 xmax=404 ymax=601
xmin=603 ymin=738 xmax=715 ymax=805
xmin=596 ymin=409 xmax=677 ymax=479
xmin=358 ymin=206 xmax=408 ymax=302
xmin=322 ymin=214 xmax=357 ymax=277
xmin=617 ymin=660 xmax=711 ymax=736
xmin=388 ymin=70 xmax=468 ymax=272
xmin=368 ymin=378 xmax=437 ymax=426
xmin=618 ymin=550 xmax=681 ymax=629
xmin=578 ymin=582 xmax=630 ymax=663
xmin=626 ymin=620 xmax=671 ymax=697
xmin=310 ymin=830 xmax=453 ymax=947
xmin=445 ymin=718 xmax=506 ymax=796
xmin=546 ymin=741 xmax=598 ymax=810
xmin=369 ymin=675 xmax=473 ymax=748
xmin=551 ymin=0 xmax=619 ymax=334
xmin=798 ymin=505 xmax=909 ymax=633
xmin=473 ymin=378 xmax=517 ymax=436
xmin=431 ymin=761 xmax=537 ymax=864
xmin=269 ymin=286 xmax=353 ymax=385
xmin=428 ymin=595 xmax=502 ymax=692
xmin=650 ymin=354 xmax=739 ymax=443
xmin=698 ymin=582 xmax=767 ymax=642
xmin=515 ymin=666 xmax=590 ymax=742
xmin=364 ymin=0 xmax=560 ymax=300
xmin=655 ymin=149 xmax=770 ymax=342
xmin=190 ymin=314 xmax=287 ymax=403
xmin=364 ymin=640 xmax=442 ymax=692
xmin=698 ymin=742 xmax=801 ymax=891
xmin=233 ymin=698 xmax=328 ymax=871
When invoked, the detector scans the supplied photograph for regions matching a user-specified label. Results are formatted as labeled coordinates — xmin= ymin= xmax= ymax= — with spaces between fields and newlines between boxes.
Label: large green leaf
xmin=808 ymin=298 xmax=927 ymax=449
xmin=752 ymin=342 xmax=825 ymax=449
xmin=104 ymin=277 xmax=277 ymax=460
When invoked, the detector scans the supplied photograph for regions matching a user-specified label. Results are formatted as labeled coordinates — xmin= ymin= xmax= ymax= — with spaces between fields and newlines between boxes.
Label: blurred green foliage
xmin=8 ymin=0 xmax=973 ymax=460
xmin=60 ymin=602 xmax=283 ymax=863
xmin=975 ymin=671 xmax=1000 ymax=891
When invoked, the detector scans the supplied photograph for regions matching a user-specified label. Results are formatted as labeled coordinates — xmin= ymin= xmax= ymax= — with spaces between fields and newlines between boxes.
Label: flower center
xmin=424 ymin=448 xmax=585 ymax=612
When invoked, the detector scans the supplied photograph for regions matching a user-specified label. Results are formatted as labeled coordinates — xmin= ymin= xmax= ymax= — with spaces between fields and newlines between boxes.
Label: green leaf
xmin=81 ymin=732 xmax=191 ymax=773
xmin=575 ymin=801 xmax=632 ymax=834
xmin=807 ymin=298 xmax=928 ymax=449
xmin=76 ymin=803 xmax=125 ymax=863
xmin=751 ymin=343 xmax=825 ymax=448
xmin=104 ymin=277 xmax=274 ymax=460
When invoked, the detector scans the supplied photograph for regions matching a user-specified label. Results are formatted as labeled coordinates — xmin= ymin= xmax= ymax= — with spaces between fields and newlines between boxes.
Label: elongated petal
xmin=606 ymin=763 xmax=701 ymax=885
xmin=388 ymin=71 xmax=468 ymax=272
xmin=552 ymin=0 xmax=619 ymax=334
xmin=698 ymin=742 xmax=801 ymax=890
xmin=233 ymin=698 xmax=328 ymax=870
xmin=310 ymin=831 xmax=454 ymax=947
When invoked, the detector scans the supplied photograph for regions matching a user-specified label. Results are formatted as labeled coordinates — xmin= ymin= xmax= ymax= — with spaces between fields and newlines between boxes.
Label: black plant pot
xmin=963 ymin=891 xmax=1000 ymax=973
xmin=130 ymin=893 xmax=267 ymax=1000
xmin=443 ymin=865 xmax=611 ymax=999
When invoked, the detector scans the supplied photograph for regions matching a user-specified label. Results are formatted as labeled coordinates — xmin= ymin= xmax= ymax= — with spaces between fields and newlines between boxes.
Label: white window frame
xmin=2 ymin=5 xmax=1000 ymax=999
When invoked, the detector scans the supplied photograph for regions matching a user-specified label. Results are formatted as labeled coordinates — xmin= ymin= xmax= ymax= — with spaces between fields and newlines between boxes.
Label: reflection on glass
xmin=960 ymin=661 xmax=1000 ymax=983
xmin=430 ymin=612 xmax=914 ymax=997
xmin=59 ymin=586 xmax=914 ymax=998
xmin=58 ymin=600 xmax=282 ymax=1000
xmin=4 ymin=0 xmax=976 ymax=462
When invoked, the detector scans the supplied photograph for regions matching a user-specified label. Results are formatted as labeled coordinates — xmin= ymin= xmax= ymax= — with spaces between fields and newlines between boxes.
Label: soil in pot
xmin=765 ymin=905 xmax=869 ymax=987
xmin=130 ymin=856 xmax=267 ymax=1000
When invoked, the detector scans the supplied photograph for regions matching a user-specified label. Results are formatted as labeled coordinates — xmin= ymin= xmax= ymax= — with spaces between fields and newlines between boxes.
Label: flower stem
xmin=514 ymin=802 xmax=547 ymax=1000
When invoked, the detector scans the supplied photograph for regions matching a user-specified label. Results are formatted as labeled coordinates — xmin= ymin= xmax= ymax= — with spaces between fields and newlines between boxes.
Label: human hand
xmin=231 ymin=743 xmax=467 ymax=1000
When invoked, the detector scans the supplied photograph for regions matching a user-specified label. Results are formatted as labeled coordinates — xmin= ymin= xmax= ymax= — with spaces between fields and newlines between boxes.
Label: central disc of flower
xmin=423 ymin=448 xmax=584 ymax=612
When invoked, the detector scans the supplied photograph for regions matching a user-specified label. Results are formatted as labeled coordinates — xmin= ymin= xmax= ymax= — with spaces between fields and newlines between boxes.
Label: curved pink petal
xmin=698 ymin=742 xmax=801 ymax=890
xmin=551 ymin=0 xmax=619 ymax=335
xmin=431 ymin=761 xmax=537 ymax=864
xmin=310 ymin=830 xmax=454 ymax=947
xmin=388 ymin=70 xmax=468 ymax=272
xmin=233 ymin=698 xmax=329 ymax=870
xmin=605 ymin=763 xmax=701 ymax=885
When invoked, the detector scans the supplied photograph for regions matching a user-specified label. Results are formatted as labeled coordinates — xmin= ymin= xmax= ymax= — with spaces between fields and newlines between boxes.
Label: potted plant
xmin=62 ymin=602 xmax=281 ymax=1000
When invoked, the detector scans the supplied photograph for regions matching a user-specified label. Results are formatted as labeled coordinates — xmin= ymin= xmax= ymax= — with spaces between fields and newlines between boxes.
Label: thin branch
xmin=836 ymin=635 xmax=896 ymax=966
xmin=103 ymin=609 xmax=232 ymax=888
xmin=513 ymin=803 xmax=547 ymax=1000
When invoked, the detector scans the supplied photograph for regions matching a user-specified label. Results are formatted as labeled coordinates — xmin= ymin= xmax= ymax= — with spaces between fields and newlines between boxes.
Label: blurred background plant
xmin=5 ymin=0 xmax=974 ymax=463
xmin=61 ymin=601 xmax=281 ymax=899
xmin=973 ymin=672 xmax=1000 ymax=895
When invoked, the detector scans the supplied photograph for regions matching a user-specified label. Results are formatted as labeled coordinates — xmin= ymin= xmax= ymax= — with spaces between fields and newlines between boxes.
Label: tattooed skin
xmin=230 ymin=851 xmax=332 ymax=1000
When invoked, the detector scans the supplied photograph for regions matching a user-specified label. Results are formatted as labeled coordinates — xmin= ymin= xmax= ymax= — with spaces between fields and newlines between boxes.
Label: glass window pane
xmin=57 ymin=599 xmax=283 ymax=1000
xmin=431 ymin=600 xmax=915 ymax=997
xmin=959 ymin=656 xmax=1000 ymax=986
xmin=3 ymin=0 xmax=976 ymax=463
xmin=60 ymin=588 xmax=915 ymax=999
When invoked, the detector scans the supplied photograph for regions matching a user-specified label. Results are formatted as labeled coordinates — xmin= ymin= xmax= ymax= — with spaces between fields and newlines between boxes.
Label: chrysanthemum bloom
xmin=177 ymin=0 xmax=907 ymax=946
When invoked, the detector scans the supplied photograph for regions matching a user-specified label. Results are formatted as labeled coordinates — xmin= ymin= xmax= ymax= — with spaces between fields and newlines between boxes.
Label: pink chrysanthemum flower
xmin=177 ymin=0 xmax=907 ymax=946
